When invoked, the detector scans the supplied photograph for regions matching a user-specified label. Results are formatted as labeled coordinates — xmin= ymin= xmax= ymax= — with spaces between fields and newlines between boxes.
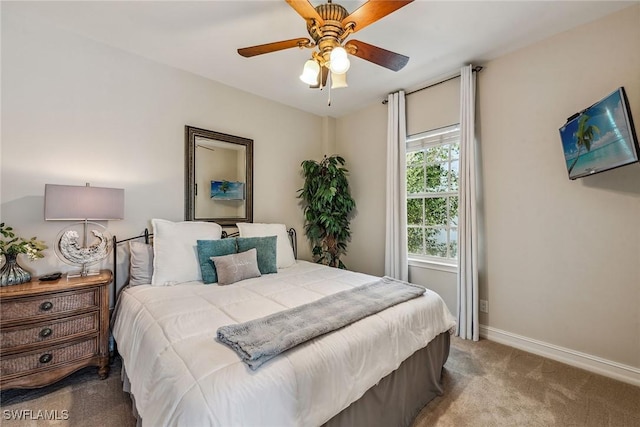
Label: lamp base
xmin=54 ymin=222 xmax=112 ymax=278
xmin=66 ymin=269 xmax=101 ymax=279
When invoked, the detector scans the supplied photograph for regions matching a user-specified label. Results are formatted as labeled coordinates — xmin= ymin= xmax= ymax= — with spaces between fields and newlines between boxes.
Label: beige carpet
xmin=412 ymin=338 xmax=640 ymax=427
xmin=1 ymin=338 xmax=638 ymax=426
xmin=0 ymin=357 xmax=135 ymax=427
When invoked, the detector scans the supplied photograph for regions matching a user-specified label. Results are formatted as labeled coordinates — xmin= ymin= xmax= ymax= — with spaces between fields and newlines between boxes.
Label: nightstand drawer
xmin=0 ymin=289 xmax=98 ymax=322
xmin=0 ymin=312 xmax=98 ymax=350
xmin=0 ymin=337 xmax=98 ymax=377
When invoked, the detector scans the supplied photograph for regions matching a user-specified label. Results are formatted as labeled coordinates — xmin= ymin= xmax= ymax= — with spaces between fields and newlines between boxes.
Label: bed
xmin=111 ymin=220 xmax=456 ymax=427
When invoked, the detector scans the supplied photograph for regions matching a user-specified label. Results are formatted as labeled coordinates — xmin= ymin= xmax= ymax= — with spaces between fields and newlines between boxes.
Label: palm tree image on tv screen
xmin=559 ymin=87 xmax=639 ymax=180
xmin=567 ymin=114 xmax=600 ymax=176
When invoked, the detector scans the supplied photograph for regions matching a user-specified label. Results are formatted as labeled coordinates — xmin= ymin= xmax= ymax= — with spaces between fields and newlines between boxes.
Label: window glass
xmin=407 ymin=227 xmax=424 ymax=255
xmin=406 ymin=166 xmax=425 ymax=193
xmin=407 ymin=198 xmax=423 ymax=226
xmin=406 ymin=124 xmax=460 ymax=264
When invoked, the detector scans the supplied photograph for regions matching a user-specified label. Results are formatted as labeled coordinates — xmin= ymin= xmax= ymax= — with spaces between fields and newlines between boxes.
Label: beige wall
xmin=337 ymin=5 xmax=640 ymax=370
xmin=0 ymin=10 xmax=322 ymax=276
xmin=335 ymin=102 xmax=387 ymax=275
xmin=478 ymin=5 xmax=639 ymax=368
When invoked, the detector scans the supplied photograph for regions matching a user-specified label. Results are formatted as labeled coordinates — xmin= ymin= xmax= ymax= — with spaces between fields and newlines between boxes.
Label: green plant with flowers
xmin=0 ymin=223 xmax=47 ymax=261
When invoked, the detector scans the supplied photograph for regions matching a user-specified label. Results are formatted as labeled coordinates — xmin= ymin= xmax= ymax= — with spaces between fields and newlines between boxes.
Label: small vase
xmin=0 ymin=254 xmax=32 ymax=286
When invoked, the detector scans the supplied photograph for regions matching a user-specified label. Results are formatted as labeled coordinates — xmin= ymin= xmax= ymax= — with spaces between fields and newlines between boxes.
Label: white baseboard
xmin=479 ymin=325 xmax=640 ymax=388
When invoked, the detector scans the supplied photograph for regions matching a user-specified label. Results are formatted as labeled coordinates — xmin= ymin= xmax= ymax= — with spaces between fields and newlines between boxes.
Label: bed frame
xmin=110 ymin=227 xmax=449 ymax=427
xmin=111 ymin=227 xmax=297 ymax=305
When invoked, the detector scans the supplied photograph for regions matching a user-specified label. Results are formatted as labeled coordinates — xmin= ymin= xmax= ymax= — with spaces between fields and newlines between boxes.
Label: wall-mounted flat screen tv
xmin=559 ymin=87 xmax=639 ymax=180
xmin=211 ymin=180 xmax=245 ymax=200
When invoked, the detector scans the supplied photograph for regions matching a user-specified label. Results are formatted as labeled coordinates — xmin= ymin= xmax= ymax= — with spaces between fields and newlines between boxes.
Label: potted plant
xmin=0 ymin=223 xmax=47 ymax=286
xmin=298 ymin=155 xmax=355 ymax=269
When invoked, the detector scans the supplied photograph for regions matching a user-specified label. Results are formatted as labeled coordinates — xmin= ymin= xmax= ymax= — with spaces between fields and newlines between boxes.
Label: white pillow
xmin=236 ymin=223 xmax=296 ymax=269
xmin=151 ymin=219 xmax=222 ymax=286
xmin=129 ymin=241 xmax=153 ymax=286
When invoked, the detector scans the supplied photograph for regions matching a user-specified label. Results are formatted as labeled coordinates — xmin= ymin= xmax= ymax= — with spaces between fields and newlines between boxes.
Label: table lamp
xmin=44 ymin=183 xmax=124 ymax=277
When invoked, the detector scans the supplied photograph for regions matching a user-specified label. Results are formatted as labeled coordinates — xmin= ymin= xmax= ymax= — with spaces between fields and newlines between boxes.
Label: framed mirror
xmin=185 ymin=126 xmax=253 ymax=225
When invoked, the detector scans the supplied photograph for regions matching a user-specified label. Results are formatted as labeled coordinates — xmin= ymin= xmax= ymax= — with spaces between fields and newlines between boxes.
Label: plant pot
xmin=0 ymin=253 xmax=32 ymax=286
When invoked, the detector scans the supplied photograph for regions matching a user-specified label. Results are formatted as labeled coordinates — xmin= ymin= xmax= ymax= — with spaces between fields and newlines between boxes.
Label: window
xmin=406 ymin=124 xmax=460 ymax=264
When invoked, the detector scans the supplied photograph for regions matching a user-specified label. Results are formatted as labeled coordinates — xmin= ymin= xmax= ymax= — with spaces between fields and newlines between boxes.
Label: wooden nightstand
xmin=0 ymin=270 xmax=112 ymax=390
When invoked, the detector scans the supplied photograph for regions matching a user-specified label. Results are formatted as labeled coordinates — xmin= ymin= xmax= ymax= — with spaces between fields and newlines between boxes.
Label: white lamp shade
xmin=44 ymin=184 xmax=124 ymax=220
xmin=329 ymin=47 xmax=350 ymax=74
xmin=331 ymin=71 xmax=348 ymax=89
xmin=299 ymin=59 xmax=320 ymax=85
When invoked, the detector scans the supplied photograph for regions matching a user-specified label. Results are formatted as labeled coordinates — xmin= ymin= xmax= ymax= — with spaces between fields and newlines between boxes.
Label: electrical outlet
xmin=480 ymin=299 xmax=489 ymax=313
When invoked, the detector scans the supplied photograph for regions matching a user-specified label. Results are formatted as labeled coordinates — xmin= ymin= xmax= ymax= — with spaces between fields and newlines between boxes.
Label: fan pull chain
xmin=327 ymin=72 xmax=332 ymax=106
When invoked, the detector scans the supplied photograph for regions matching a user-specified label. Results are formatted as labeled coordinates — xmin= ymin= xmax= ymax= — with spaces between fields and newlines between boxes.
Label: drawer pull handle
xmin=40 ymin=301 xmax=53 ymax=311
xmin=40 ymin=328 xmax=53 ymax=338
xmin=39 ymin=353 xmax=53 ymax=364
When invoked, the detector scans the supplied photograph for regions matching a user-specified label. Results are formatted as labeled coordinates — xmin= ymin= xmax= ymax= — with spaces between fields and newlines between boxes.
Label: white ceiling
xmin=6 ymin=1 xmax=635 ymax=118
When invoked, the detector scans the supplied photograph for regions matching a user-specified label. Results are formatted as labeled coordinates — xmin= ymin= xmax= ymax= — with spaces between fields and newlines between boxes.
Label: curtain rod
xmin=382 ymin=65 xmax=483 ymax=104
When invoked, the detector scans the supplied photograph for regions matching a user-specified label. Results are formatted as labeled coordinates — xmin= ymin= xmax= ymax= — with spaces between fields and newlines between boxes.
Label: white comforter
xmin=112 ymin=261 xmax=456 ymax=427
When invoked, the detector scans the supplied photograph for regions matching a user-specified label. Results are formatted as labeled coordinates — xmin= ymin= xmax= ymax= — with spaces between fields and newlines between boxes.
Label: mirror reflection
xmin=185 ymin=126 xmax=253 ymax=225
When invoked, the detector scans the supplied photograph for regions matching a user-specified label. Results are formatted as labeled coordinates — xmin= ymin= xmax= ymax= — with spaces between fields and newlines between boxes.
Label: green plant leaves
xmin=0 ymin=223 xmax=47 ymax=260
xmin=298 ymin=155 xmax=355 ymax=268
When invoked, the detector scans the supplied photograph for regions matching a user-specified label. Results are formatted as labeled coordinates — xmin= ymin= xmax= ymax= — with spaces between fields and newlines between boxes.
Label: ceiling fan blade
xmin=342 ymin=0 xmax=413 ymax=33
xmin=285 ymin=0 xmax=324 ymax=25
xmin=310 ymin=66 xmax=329 ymax=89
xmin=345 ymin=40 xmax=409 ymax=71
xmin=237 ymin=38 xmax=311 ymax=57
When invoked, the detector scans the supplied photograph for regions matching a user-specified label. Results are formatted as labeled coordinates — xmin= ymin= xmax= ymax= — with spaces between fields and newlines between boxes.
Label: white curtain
xmin=456 ymin=65 xmax=479 ymax=341
xmin=385 ymin=91 xmax=408 ymax=281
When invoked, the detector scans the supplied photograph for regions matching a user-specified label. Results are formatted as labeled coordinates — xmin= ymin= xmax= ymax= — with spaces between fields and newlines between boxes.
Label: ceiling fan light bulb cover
xmin=329 ymin=47 xmax=350 ymax=74
xmin=331 ymin=71 xmax=348 ymax=89
xmin=300 ymin=59 xmax=320 ymax=85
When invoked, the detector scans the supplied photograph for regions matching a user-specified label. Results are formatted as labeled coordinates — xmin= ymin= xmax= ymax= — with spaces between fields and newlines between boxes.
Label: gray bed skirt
xmin=120 ymin=332 xmax=450 ymax=427
xmin=323 ymin=331 xmax=450 ymax=427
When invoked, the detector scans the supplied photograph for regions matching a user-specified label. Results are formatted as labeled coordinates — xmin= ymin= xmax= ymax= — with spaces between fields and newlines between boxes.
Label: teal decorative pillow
xmin=197 ymin=238 xmax=237 ymax=284
xmin=211 ymin=248 xmax=262 ymax=286
xmin=236 ymin=236 xmax=277 ymax=274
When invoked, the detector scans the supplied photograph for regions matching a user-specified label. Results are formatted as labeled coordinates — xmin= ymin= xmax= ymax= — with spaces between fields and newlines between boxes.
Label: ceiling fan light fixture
xmin=331 ymin=71 xmax=348 ymax=89
xmin=238 ymin=0 xmax=414 ymax=94
xmin=329 ymin=46 xmax=350 ymax=74
xmin=300 ymin=59 xmax=320 ymax=85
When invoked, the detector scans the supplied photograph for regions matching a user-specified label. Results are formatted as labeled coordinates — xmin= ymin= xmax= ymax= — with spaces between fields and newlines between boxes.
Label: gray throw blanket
xmin=216 ymin=276 xmax=426 ymax=369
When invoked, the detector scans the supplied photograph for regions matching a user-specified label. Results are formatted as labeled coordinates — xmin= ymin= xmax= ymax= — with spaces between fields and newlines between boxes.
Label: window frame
xmin=406 ymin=124 xmax=460 ymax=269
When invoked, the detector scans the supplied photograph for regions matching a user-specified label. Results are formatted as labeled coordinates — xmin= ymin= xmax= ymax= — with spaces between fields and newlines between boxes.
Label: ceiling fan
xmin=237 ymin=0 xmax=414 ymax=89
